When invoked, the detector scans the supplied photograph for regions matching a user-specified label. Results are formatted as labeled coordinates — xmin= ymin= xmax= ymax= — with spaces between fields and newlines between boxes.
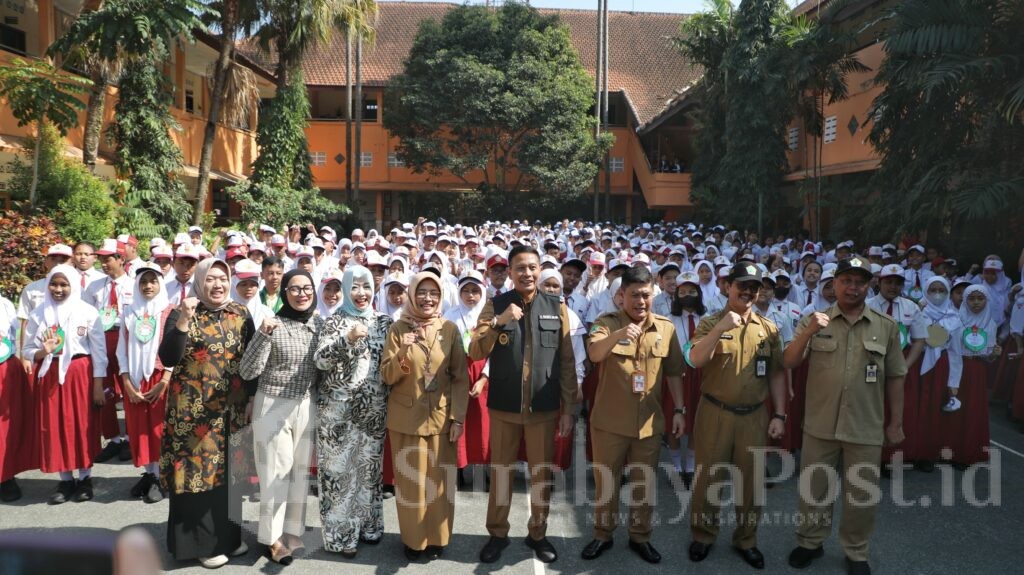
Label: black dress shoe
xmin=479 ymin=536 xmax=509 ymax=563
xmin=118 ymin=440 xmax=133 ymax=461
xmin=581 ymin=538 xmax=613 ymax=560
xmin=73 ymin=478 xmax=94 ymax=502
xmin=0 ymin=478 xmax=22 ymax=502
xmin=94 ymin=441 xmax=121 ymax=463
xmin=359 ymin=533 xmax=381 ymax=545
xmin=382 ymin=484 xmax=395 ymax=500
xmin=735 ymin=546 xmax=765 ymax=569
xmin=525 ymin=536 xmax=558 ymax=563
xmin=425 ymin=545 xmax=443 ymax=560
xmin=681 ymin=471 xmax=694 ymax=490
xmin=49 ymin=480 xmax=77 ymax=505
xmin=788 ymin=545 xmax=824 ymax=569
xmin=403 ymin=546 xmax=421 ymax=561
xmin=628 ymin=540 xmax=661 ymax=564
xmin=846 ymin=557 xmax=872 ymax=575
xmin=130 ymin=472 xmax=155 ymax=498
xmin=689 ymin=541 xmax=712 ymax=562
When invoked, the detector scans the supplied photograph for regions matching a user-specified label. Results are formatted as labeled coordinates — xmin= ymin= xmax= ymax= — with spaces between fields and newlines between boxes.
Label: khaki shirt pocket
xmin=391 ymin=391 xmax=414 ymax=408
xmin=810 ymin=336 xmax=838 ymax=369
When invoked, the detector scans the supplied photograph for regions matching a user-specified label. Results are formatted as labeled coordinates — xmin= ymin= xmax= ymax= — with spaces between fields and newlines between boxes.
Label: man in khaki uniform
xmin=785 ymin=257 xmax=906 ymax=575
xmin=687 ymin=264 xmax=787 ymax=570
xmin=582 ymin=266 xmax=686 ymax=564
xmin=469 ymin=246 xmax=577 ymax=565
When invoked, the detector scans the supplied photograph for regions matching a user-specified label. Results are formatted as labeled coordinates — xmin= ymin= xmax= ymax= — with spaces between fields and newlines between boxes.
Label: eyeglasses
xmin=415 ymin=290 xmax=442 ymax=299
xmin=286 ymin=286 xmax=315 ymax=296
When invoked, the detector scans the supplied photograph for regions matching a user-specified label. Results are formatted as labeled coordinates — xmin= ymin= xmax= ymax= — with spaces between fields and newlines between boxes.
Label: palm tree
xmin=192 ymin=0 xmax=261 ymax=224
xmin=333 ymin=0 xmax=378 ymax=203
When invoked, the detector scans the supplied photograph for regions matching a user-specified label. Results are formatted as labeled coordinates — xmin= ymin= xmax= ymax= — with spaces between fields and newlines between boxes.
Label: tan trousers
xmin=252 ymin=391 xmax=313 ymax=546
xmin=591 ymin=428 xmax=660 ymax=543
xmin=689 ymin=400 xmax=768 ymax=549
xmin=795 ymin=433 xmax=882 ymax=562
xmin=486 ymin=413 xmax=556 ymax=540
xmin=389 ymin=429 xmax=457 ymax=550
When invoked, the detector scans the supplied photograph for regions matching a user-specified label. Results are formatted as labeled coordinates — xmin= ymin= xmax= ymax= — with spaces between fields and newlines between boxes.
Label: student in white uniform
xmin=16 ymin=244 xmax=73 ymax=374
xmin=667 ymin=271 xmax=706 ymax=488
xmin=165 ymin=244 xmax=200 ymax=306
xmin=768 ymin=271 xmax=803 ymax=344
xmin=560 ymin=258 xmax=590 ymax=325
xmin=72 ymin=241 xmax=105 ymax=290
xmin=790 ymin=261 xmax=822 ymax=309
xmin=902 ymin=244 xmax=933 ymax=303
xmin=801 ymin=268 xmax=836 ymax=316
xmin=24 ymin=264 xmax=108 ymax=505
xmin=653 ymin=263 xmax=681 ymax=318
xmin=232 ymin=259 xmax=273 ymax=330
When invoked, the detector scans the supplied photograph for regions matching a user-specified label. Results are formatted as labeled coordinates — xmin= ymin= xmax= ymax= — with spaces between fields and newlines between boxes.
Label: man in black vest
xmin=470 ymin=245 xmax=578 ymax=565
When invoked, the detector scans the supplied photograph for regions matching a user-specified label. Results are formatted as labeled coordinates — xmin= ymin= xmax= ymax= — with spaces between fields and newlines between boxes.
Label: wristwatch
xmin=673 ymin=407 xmax=685 ymax=415
xmin=488 ymin=316 xmax=499 ymax=329
xmin=771 ymin=412 xmax=787 ymax=422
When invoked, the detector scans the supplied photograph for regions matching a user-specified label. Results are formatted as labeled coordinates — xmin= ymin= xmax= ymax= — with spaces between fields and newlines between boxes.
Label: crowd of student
xmin=0 ymin=218 xmax=1020 ymax=573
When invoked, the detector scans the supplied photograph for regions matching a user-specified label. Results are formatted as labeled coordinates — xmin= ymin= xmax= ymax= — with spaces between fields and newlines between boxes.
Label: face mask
xmin=927 ymin=292 xmax=948 ymax=307
xmin=774 ymin=286 xmax=791 ymax=300
xmin=678 ymin=295 xmax=700 ymax=310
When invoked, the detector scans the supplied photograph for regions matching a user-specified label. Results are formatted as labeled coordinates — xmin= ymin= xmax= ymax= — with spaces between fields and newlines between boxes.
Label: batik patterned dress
xmin=315 ymin=311 xmax=393 ymax=552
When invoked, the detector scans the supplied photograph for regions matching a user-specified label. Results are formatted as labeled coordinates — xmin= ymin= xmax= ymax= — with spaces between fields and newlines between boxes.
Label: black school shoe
xmin=94 ymin=441 xmax=121 ymax=463
xmin=0 ymin=478 xmax=22 ymax=502
xmin=144 ymin=480 xmax=164 ymax=504
xmin=525 ymin=536 xmax=558 ymax=563
xmin=479 ymin=536 xmax=509 ymax=563
xmin=73 ymin=478 xmax=94 ymax=502
xmin=130 ymin=472 xmax=155 ymax=498
xmin=788 ymin=545 xmax=824 ymax=569
xmin=49 ymin=480 xmax=77 ymax=505
xmin=118 ymin=440 xmax=133 ymax=462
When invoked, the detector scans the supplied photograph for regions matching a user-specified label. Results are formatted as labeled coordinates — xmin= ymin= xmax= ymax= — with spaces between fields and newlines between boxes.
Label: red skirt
xmin=883 ymin=357 xmax=923 ymax=464
xmin=37 ymin=356 xmax=101 ymax=473
xmin=916 ymin=354 xmax=951 ymax=462
xmin=458 ymin=358 xmax=490 ymax=467
xmin=1 ymin=357 xmax=38 ymax=481
xmin=784 ymin=360 xmax=810 ymax=452
xmin=992 ymin=340 xmax=1020 ymax=403
xmin=122 ymin=373 xmax=167 ymax=467
xmin=1013 ymin=351 xmax=1024 ymax=422
xmin=99 ymin=330 xmax=122 ymax=440
xmin=382 ymin=434 xmax=394 ymax=486
xmin=939 ymin=358 xmax=991 ymax=465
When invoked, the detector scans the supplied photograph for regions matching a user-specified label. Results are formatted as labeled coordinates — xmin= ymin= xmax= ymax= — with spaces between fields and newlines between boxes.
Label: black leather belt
xmin=702 ymin=393 xmax=763 ymax=415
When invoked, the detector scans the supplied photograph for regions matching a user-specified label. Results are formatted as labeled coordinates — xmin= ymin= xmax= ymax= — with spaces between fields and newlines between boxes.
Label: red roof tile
xmin=242 ymin=1 xmax=701 ymax=126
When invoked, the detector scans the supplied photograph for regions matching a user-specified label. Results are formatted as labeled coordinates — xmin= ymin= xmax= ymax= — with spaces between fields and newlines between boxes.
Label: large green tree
xmin=867 ymin=0 xmax=1024 ymax=244
xmin=384 ymin=2 xmax=610 ymax=206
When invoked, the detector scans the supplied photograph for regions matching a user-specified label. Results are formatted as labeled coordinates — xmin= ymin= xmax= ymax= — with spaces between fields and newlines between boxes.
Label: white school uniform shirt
xmin=669 ymin=310 xmax=702 ymax=351
xmin=585 ymin=274 xmax=609 ymax=300
xmin=124 ymin=257 xmax=146 ymax=277
xmin=82 ymin=274 xmax=134 ymax=329
xmin=24 ymin=300 xmax=108 ymax=379
xmin=754 ymin=303 xmax=794 ymax=345
xmin=652 ymin=291 xmax=673 ymax=319
xmin=902 ymin=267 xmax=934 ymax=301
xmin=565 ymin=291 xmax=590 ymax=326
xmin=73 ymin=268 xmax=106 ymax=292
xmin=16 ymin=278 xmax=48 ymax=321
xmin=586 ymin=288 xmax=613 ymax=324
xmin=770 ymin=298 xmax=803 ymax=344
xmin=165 ymin=277 xmax=195 ymax=306
xmin=704 ymin=291 xmax=727 ymax=315
xmin=567 ymin=307 xmax=587 ymax=388
xmin=1009 ymin=290 xmax=1024 ymax=336
xmin=486 ymin=278 xmax=514 ymax=299
xmin=867 ymin=294 xmax=928 ymax=349
xmin=789 ymin=283 xmax=819 ymax=309
xmin=0 ymin=296 xmax=17 ymax=358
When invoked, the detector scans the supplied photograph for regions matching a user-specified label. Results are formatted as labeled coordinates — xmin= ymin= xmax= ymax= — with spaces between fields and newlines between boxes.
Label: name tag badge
xmin=632 ymin=371 xmax=646 ymax=394
xmin=755 ymin=357 xmax=767 ymax=378
xmin=866 ymin=362 xmax=878 ymax=384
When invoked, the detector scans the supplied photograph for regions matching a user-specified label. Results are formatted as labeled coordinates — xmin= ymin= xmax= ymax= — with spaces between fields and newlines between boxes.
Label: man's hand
xmin=768 ymin=418 xmax=785 ymax=440
xmin=806 ymin=312 xmax=830 ymax=335
xmin=497 ymin=304 xmax=524 ymax=327
xmin=557 ymin=413 xmax=575 ymax=438
xmin=449 ymin=421 xmax=464 ymax=444
xmin=671 ymin=412 xmax=684 ymax=439
xmin=470 ymin=376 xmax=487 ymax=398
xmin=885 ymin=423 xmax=905 ymax=446
xmin=618 ymin=322 xmax=643 ymax=342
xmin=714 ymin=311 xmax=743 ymax=334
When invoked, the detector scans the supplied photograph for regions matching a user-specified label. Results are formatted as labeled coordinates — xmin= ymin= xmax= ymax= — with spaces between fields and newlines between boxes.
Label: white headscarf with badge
xmin=123 ymin=265 xmax=168 ymax=387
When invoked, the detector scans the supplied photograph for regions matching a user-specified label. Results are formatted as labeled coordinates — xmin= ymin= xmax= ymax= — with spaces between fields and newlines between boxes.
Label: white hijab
xmin=35 ymin=264 xmax=87 ymax=384
xmin=317 ymin=275 xmax=344 ymax=318
xmin=123 ymin=266 xmax=169 ymax=387
xmin=920 ymin=276 xmax=961 ymax=374
xmin=443 ymin=279 xmax=487 ymax=352
xmin=958 ymin=284 xmax=998 ymax=355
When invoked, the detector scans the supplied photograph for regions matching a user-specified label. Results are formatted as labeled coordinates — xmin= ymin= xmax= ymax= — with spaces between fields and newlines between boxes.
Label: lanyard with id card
xmin=755 ymin=338 xmax=769 ymax=378
xmin=631 ymin=328 xmax=652 ymax=394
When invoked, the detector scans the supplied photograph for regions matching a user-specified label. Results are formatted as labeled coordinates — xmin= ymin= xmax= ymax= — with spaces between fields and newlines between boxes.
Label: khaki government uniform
xmin=689 ymin=310 xmax=783 ymax=549
xmin=588 ymin=310 xmax=685 ymax=543
xmin=469 ymin=293 xmax=577 ymax=540
xmin=381 ymin=319 xmax=470 ymax=551
xmin=794 ymin=304 xmax=907 ymax=562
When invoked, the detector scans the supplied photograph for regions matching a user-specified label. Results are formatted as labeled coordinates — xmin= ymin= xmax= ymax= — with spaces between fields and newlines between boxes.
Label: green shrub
xmin=0 ymin=211 xmax=64 ymax=300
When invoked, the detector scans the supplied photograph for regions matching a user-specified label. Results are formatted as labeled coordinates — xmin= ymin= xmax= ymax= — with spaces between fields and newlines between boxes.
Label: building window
xmin=0 ymin=23 xmax=26 ymax=56
xmin=823 ymin=116 xmax=838 ymax=144
xmin=609 ymin=157 xmax=624 ymax=173
xmin=387 ymin=153 xmax=405 ymax=168
xmin=360 ymin=152 xmax=373 ymax=167
xmin=185 ymin=90 xmax=195 ymax=114
xmin=363 ymin=98 xmax=378 ymax=122
xmin=310 ymin=151 xmax=327 ymax=167
xmin=788 ymin=127 xmax=800 ymax=151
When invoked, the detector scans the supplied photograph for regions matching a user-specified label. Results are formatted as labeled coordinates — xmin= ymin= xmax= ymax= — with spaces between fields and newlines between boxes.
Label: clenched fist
xmin=348 ymin=323 xmax=369 ymax=344
xmin=260 ymin=317 xmax=281 ymax=335
xmin=715 ymin=311 xmax=743 ymax=334
xmin=807 ymin=312 xmax=830 ymax=335
xmin=497 ymin=304 xmax=524 ymax=327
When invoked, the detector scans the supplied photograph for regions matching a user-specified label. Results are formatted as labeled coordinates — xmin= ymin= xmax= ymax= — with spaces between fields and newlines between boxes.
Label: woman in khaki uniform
xmin=381 ymin=272 xmax=470 ymax=562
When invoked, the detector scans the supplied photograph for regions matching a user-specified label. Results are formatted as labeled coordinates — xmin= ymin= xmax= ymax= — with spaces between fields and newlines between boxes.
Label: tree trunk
xmin=30 ymin=118 xmax=42 ymax=206
xmin=602 ymin=0 xmax=611 ymax=220
xmin=82 ymin=80 xmax=106 ymax=167
xmin=193 ymin=15 xmax=237 ymax=225
xmin=345 ymin=32 xmax=352 ymax=202
xmin=354 ymin=35 xmax=362 ymax=206
xmin=593 ymin=0 xmax=604 ymax=221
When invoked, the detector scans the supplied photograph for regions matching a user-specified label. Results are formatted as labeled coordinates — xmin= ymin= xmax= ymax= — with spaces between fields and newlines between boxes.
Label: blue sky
xmin=381 ymin=1 xmax=804 ymax=15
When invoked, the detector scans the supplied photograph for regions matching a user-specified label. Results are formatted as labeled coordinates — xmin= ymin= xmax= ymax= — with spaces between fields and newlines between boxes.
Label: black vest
xmin=487 ymin=290 xmax=563 ymax=414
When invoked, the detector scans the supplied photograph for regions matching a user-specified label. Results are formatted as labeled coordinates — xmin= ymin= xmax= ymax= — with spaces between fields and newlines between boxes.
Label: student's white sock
xmin=669 ymin=448 xmax=683 ymax=473
xmin=78 ymin=468 xmax=92 ymax=480
xmin=144 ymin=462 xmax=159 ymax=475
xmin=110 ymin=436 xmax=123 ymax=444
xmin=59 ymin=471 xmax=74 ymax=482
xmin=685 ymin=448 xmax=696 ymax=473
